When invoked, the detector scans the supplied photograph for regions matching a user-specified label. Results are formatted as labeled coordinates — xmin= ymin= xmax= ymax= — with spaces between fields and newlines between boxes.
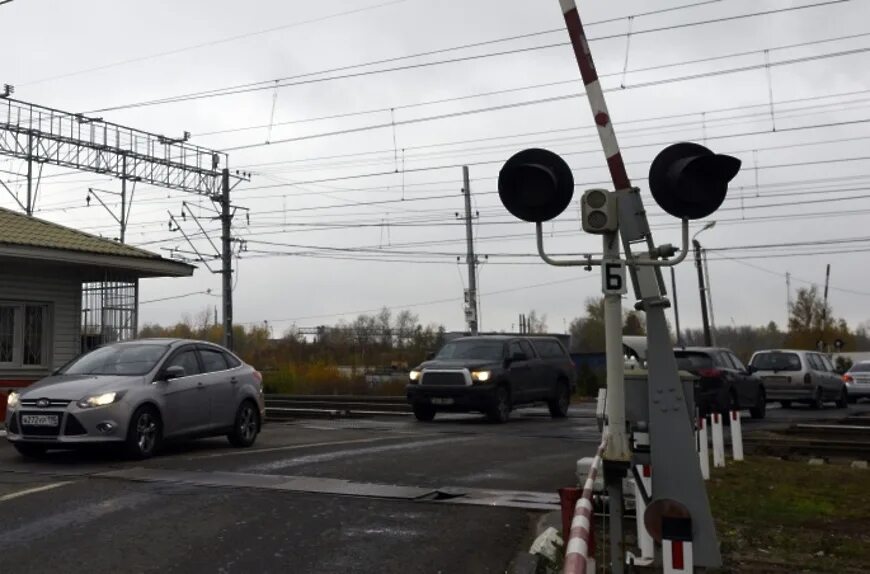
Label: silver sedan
xmin=4 ymin=339 xmax=265 ymax=459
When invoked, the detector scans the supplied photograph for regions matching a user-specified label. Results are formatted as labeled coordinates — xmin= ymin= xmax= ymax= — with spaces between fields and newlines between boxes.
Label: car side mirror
xmin=746 ymin=365 xmax=756 ymax=374
xmin=162 ymin=365 xmax=186 ymax=381
xmin=426 ymin=351 xmax=436 ymax=361
xmin=508 ymin=352 xmax=528 ymax=364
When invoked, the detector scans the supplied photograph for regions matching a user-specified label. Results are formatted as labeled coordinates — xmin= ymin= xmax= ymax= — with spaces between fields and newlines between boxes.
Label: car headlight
xmin=409 ymin=370 xmax=421 ymax=383
xmin=76 ymin=391 xmax=123 ymax=409
xmin=471 ymin=370 xmax=491 ymax=383
xmin=6 ymin=391 xmax=19 ymax=410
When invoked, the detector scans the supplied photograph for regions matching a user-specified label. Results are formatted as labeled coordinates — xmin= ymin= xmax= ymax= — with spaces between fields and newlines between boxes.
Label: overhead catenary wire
xmin=86 ymin=0 xmax=850 ymax=114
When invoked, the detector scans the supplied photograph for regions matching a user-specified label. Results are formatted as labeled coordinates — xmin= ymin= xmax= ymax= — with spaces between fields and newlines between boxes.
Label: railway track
xmin=744 ymin=423 xmax=870 ymax=459
xmin=265 ymin=394 xmax=411 ymax=421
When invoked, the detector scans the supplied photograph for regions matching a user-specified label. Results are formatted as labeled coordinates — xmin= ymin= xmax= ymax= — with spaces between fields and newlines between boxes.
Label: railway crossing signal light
xmin=498 ymin=148 xmax=574 ymax=223
xmin=648 ymin=142 xmax=741 ymax=220
xmin=580 ymin=188 xmax=618 ymax=234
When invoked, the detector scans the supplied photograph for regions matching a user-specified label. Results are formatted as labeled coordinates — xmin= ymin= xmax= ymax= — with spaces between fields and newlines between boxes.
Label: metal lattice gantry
xmin=0 ymin=96 xmax=227 ymax=215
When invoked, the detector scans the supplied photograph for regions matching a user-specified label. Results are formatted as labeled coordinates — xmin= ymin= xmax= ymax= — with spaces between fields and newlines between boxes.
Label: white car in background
xmin=843 ymin=360 xmax=870 ymax=403
xmin=748 ymin=349 xmax=847 ymax=409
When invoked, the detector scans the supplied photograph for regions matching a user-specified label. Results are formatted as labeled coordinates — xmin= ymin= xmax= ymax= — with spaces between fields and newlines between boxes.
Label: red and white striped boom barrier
xmin=564 ymin=433 xmax=609 ymax=574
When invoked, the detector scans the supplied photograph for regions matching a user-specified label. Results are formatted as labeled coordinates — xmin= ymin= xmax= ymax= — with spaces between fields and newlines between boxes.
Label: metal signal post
xmin=497 ymin=2 xmax=741 ymax=571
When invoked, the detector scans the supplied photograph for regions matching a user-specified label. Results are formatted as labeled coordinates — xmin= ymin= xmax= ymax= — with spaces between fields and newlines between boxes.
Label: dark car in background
xmin=675 ymin=346 xmax=766 ymax=419
xmin=406 ymin=335 xmax=577 ymax=423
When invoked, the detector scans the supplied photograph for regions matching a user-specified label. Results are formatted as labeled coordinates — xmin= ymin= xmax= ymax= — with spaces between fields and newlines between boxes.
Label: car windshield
xmin=751 ymin=352 xmax=801 ymax=371
xmin=675 ymin=351 xmax=713 ymax=370
xmin=62 ymin=344 xmax=170 ymax=376
xmin=436 ymin=340 xmax=504 ymax=361
xmin=849 ymin=362 xmax=870 ymax=373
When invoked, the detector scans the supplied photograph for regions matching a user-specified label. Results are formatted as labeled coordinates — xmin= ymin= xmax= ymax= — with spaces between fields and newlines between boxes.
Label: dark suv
xmin=675 ymin=346 xmax=766 ymax=419
xmin=406 ymin=335 xmax=577 ymax=423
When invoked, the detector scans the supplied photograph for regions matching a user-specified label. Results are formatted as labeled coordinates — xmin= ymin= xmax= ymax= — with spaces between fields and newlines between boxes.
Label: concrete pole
xmin=462 ymin=166 xmax=478 ymax=335
xmin=702 ymin=248 xmax=716 ymax=345
xmin=671 ymin=266 xmax=682 ymax=346
xmin=693 ymin=240 xmax=712 ymax=346
xmin=221 ymin=168 xmax=234 ymax=351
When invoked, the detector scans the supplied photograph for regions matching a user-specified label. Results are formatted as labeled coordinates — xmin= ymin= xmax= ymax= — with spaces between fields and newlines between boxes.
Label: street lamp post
xmin=693 ymin=221 xmax=716 ymax=346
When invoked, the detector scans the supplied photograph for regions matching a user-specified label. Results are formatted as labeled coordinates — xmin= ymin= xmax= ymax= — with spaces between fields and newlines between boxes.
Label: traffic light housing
xmin=580 ymin=188 xmax=618 ymax=234
xmin=498 ymin=148 xmax=574 ymax=223
xmin=648 ymin=142 xmax=741 ymax=220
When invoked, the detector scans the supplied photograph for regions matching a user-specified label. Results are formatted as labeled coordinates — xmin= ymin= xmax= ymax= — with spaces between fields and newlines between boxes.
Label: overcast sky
xmin=3 ymin=0 xmax=870 ymax=336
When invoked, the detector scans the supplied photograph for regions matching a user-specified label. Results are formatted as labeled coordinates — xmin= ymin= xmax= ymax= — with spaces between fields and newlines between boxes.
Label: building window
xmin=24 ymin=306 xmax=44 ymax=365
xmin=0 ymin=303 xmax=50 ymax=368
xmin=0 ymin=307 xmax=13 ymax=363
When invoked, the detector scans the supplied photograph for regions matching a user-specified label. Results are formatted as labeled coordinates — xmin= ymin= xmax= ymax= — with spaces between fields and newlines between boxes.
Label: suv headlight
xmin=471 ymin=370 xmax=491 ymax=383
xmin=6 ymin=391 xmax=19 ymax=410
xmin=76 ymin=391 xmax=123 ymax=409
xmin=409 ymin=370 xmax=421 ymax=383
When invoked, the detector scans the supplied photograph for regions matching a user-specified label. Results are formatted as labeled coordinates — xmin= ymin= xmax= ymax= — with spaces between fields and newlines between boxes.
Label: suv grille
xmin=422 ymin=371 xmax=467 ymax=386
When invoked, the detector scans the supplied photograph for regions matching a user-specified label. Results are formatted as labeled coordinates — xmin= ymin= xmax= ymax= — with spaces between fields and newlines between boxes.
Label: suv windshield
xmin=751 ymin=352 xmax=801 ymax=372
xmin=675 ymin=351 xmax=713 ymax=371
xmin=436 ymin=340 xmax=504 ymax=361
xmin=62 ymin=344 xmax=170 ymax=376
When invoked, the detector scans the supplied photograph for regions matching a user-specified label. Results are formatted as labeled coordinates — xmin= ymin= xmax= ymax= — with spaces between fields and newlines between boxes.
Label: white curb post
xmin=730 ymin=410 xmax=744 ymax=461
xmin=698 ymin=416 xmax=710 ymax=480
xmin=711 ymin=412 xmax=725 ymax=468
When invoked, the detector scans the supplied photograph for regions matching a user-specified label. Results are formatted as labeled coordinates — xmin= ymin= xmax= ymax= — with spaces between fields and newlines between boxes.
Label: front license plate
xmin=431 ymin=398 xmax=454 ymax=405
xmin=21 ymin=414 xmax=59 ymax=427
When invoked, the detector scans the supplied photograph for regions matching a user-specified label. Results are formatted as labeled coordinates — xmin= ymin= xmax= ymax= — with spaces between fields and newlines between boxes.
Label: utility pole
xmin=462 ymin=166 xmax=479 ymax=335
xmin=786 ymin=272 xmax=792 ymax=317
xmin=221 ymin=168 xmax=234 ymax=351
xmin=702 ymin=248 xmax=716 ymax=345
xmin=671 ymin=267 xmax=682 ymax=346
xmin=821 ymin=264 xmax=831 ymax=352
xmin=694 ymin=239 xmax=712 ymax=346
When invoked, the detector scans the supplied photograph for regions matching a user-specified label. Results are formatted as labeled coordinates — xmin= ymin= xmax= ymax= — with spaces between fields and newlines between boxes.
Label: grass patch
xmin=709 ymin=457 xmax=870 ymax=573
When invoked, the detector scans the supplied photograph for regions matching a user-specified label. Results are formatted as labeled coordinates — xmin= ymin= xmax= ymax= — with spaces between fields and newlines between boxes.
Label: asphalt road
xmin=1 ymin=401 xmax=867 ymax=574
xmin=0 ymin=405 xmax=601 ymax=574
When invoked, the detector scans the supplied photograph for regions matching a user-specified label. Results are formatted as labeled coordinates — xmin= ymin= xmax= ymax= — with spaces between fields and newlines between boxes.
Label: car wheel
xmin=487 ymin=385 xmax=511 ymax=423
xmin=810 ymin=388 xmax=824 ymax=410
xmin=125 ymin=406 xmax=162 ymax=459
xmin=412 ymin=404 xmax=436 ymax=422
xmin=548 ymin=381 xmax=570 ymax=419
xmin=780 ymin=400 xmax=791 ymax=408
xmin=750 ymin=387 xmax=767 ymax=419
xmin=835 ymin=387 xmax=848 ymax=409
xmin=228 ymin=400 xmax=260 ymax=448
xmin=13 ymin=443 xmax=46 ymax=458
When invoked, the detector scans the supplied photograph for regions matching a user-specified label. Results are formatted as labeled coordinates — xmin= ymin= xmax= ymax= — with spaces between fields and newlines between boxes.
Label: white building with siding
xmin=0 ymin=207 xmax=193 ymax=417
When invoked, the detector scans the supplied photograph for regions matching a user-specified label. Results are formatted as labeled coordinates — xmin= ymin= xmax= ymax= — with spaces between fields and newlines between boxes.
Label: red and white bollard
xmin=710 ymin=412 xmax=726 ymax=468
xmin=730 ymin=410 xmax=744 ymax=461
xmin=662 ymin=517 xmax=694 ymax=574
xmin=634 ymin=465 xmax=655 ymax=564
xmin=663 ymin=538 xmax=694 ymax=574
xmin=697 ymin=416 xmax=710 ymax=480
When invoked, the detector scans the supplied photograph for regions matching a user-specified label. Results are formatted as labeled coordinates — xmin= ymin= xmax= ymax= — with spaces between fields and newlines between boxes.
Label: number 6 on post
xmin=602 ymin=260 xmax=627 ymax=295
